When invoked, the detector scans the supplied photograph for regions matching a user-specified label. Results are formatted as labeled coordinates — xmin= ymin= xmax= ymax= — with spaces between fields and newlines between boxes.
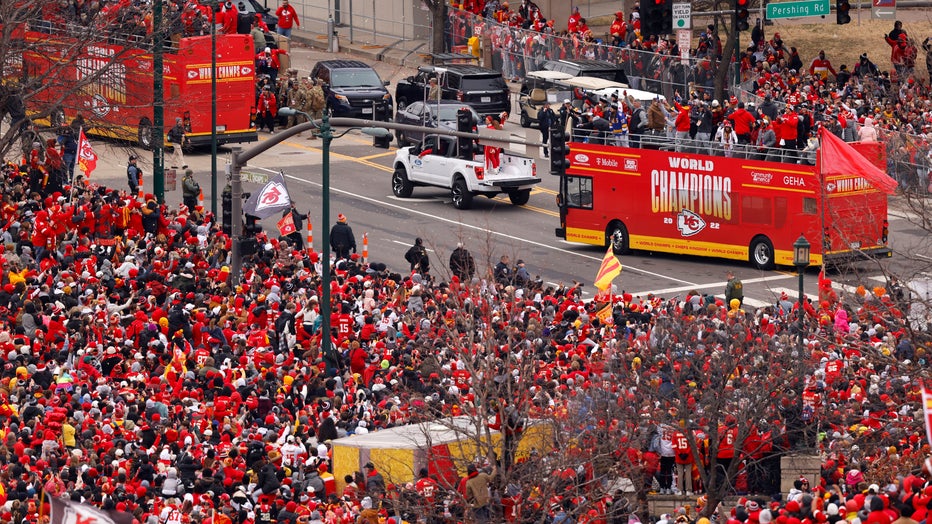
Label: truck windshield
xmin=331 ymin=70 xmax=384 ymax=88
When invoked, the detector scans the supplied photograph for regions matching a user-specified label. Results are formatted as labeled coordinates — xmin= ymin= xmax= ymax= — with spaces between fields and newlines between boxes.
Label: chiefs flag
xmin=50 ymin=496 xmax=134 ymax=524
xmin=76 ymin=127 xmax=98 ymax=176
xmin=243 ymin=171 xmax=291 ymax=219
xmin=277 ymin=213 xmax=296 ymax=236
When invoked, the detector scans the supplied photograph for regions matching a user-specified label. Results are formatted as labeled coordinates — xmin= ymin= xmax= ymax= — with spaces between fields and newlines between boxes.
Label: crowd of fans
xmin=449 ymin=2 xmax=932 ymax=188
xmin=4 ymin=2 xmax=932 ymax=524
xmin=1 ymin=140 xmax=932 ymax=524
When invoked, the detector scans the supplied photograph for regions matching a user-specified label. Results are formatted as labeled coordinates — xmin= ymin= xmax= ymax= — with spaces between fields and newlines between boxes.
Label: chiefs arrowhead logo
xmin=676 ymin=209 xmax=706 ymax=237
xmin=255 ymin=181 xmax=290 ymax=212
xmin=188 ymin=70 xmax=198 ymax=79
xmin=241 ymin=66 xmax=253 ymax=76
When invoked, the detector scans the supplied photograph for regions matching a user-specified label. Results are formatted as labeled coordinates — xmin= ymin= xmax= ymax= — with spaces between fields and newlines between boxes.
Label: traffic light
xmin=372 ymin=101 xmax=392 ymax=148
xmin=642 ymin=0 xmax=673 ymax=37
xmin=550 ymin=123 xmax=570 ymax=176
xmin=244 ymin=213 xmax=262 ymax=236
xmin=836 ymin=0 xmax=851 ymax=24
xmin=735 ymin=0 xmax=750 ymax=31
xmin=457 ymin=107 xmax=476 ymax=160
xmin=222 ymin=184 xmax=233 ymax=235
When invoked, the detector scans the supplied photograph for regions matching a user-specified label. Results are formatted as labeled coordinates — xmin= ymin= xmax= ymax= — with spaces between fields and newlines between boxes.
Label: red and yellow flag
xmin=594 ymin=246 xmax=622 ymax=291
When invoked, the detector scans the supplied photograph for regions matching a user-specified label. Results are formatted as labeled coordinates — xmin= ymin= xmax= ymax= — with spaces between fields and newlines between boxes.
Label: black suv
xmin=394 ymin=65 xmax=511 ymax=118
xmin=310 ymin=60 xmax=393 ymax=119
xmin=542 ymin=59 xmax=628 ymax=84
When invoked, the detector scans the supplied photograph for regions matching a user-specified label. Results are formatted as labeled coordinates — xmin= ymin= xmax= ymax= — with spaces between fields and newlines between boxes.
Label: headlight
xmin=382 ymin=93 xmax=392 ymax=100
xmin=334 ymin=94 xmax=349 ymax=103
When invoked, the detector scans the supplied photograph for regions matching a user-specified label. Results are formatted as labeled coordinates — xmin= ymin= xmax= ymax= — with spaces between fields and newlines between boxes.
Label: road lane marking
xmin=251 ymin=165 xmax=696 ymax=284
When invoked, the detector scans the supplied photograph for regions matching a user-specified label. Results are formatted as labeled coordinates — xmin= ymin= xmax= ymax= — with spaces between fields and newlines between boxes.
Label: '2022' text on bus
xmin=555 ymin=129 xmax=896 ymax=269
xmin=11 ymin=23 xmax=257 ymax=149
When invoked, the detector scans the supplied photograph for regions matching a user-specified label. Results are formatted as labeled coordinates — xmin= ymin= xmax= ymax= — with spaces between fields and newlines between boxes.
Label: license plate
xmin=481 ymin=97 xmax=491 ymax=103
xmin=362 ymin=107 xmax=373 ymax=114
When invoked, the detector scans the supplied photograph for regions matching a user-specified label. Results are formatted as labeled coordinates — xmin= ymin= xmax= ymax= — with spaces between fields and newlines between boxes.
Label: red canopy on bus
xmin=819 ymin=127 xmax=898 ymax=195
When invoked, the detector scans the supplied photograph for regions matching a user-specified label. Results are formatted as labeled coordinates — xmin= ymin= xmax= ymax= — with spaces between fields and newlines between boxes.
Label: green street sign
xmin=766 ymin=0 xmax=830 ymax=18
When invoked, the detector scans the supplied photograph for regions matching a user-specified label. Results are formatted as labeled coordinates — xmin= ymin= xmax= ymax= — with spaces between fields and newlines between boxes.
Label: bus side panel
xmin=564 ymin=143 xmax=823 ymax=264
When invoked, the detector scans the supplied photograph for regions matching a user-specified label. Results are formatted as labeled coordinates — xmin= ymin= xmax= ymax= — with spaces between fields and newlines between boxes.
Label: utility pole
xmin=211 ymin=1 xmax=218 ymax=216
xmin=153 ymin=0 xmax=165 ymax=203
xmin=230 ymin=147 xmax=243 ymax=285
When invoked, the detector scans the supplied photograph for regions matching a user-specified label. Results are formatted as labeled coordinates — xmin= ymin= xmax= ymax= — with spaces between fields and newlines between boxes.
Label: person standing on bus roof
xmin=167 ymin=117 xmax=187 ymax=170
xmin=220 ymin=0 xmax=238 ymax=35
xmin=275 ymin=0 xmax=300 ymax=38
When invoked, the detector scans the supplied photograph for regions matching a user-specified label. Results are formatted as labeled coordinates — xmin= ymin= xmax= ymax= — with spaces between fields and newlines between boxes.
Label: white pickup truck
xmin=391 ymin=134 xmax=540 ymax=210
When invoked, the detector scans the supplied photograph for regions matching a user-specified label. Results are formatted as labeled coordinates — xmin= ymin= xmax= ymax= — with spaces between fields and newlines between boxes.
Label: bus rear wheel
xmin=138 ymin=118 xmax=153 ymax=150
xmin=750 ymin=236 xmax=775 ymax=270
xmin=607 ymin=222 xmax=630 ymax=255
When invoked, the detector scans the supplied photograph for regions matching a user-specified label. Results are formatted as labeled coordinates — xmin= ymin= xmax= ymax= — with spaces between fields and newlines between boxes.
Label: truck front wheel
xmin=392 ymin=167 xmax=413 ymax=198
xmin=451 ymin=179 xmax=473 ymax=210
xmin=508 ymin=189 xmax=531 ymax=206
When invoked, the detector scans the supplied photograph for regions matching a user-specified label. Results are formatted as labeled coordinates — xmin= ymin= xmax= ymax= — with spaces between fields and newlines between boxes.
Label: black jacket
xmin=329 ymin=222 xmax=356 ymax=252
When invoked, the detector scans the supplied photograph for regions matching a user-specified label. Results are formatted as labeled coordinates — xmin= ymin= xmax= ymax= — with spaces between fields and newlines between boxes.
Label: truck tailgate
xmin=476 ymin=153 xmax=540 ymax=188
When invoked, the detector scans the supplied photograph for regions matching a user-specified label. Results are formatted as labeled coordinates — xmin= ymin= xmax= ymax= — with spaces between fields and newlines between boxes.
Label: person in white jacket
xmin=715 ymin=122 xmax=739 ymax=157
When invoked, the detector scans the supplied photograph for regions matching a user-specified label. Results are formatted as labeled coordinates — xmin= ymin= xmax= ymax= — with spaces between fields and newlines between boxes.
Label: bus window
xmin=774 ymin=197 xmax=788 ymax=229
xmin=742 ymin=195 xmax=771 ymax=225
xmin=803 ymin=197 xmax=817 ymax=215
xmin=566 ymin=176 xmax=593 ymax=208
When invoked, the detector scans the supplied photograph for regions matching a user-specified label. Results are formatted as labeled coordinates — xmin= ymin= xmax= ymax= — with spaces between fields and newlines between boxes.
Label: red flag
xmin=76 ymin=127 xmax=97 ymax=176
xmin=922 ymin=388 xmax=932 ymax=449
xmin=277 ymin=213 xmax=296 ymax=236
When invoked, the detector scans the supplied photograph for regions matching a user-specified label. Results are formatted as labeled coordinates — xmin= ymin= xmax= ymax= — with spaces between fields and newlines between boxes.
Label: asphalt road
xmin=77 ymin=42 xmax=923 ymax=310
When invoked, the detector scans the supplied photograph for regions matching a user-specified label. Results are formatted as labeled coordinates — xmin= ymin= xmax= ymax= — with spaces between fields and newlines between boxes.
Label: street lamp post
xmin=793 ymin=234 xmax=811 ymax=350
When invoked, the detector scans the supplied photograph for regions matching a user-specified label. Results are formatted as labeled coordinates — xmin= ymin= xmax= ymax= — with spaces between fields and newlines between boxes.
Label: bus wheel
xmin=451 ymin=178 xmax=473 ymax=210
xmin=50 ymin=107 xmax=66 ymax=128
xmin=396 ymin=98 xmax=408 ymax=112
xmin=607 ymin=222 xmax=630 ymax=255
xmin=137 ymin=118 xmax=153 ymax=151
xmin=392 ymin=167 xmax=413 ymax=198
xmin=508 ymin=189 xmax=530 ymax=206
xmin=750 ymin=236 xmax=775 ymax=270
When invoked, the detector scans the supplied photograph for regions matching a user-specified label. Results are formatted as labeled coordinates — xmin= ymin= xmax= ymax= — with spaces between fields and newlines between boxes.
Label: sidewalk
xmin=289 ymin=19 xmax=431 ymax=68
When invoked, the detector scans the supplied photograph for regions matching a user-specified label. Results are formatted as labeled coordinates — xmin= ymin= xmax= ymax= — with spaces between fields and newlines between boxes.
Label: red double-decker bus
xmin=17 ymin=26 xmax=257 ymax=148
xmin=555 ymin=133 xmax=894 ymax=269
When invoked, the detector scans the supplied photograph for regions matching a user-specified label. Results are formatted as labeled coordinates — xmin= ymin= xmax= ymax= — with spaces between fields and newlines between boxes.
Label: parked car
xmin=394 ymin=100 xmax=480 ymax=147
xmin=394 ymin=65 xmax=511 ymax=118
xmin=310 ymin=60 xmax=393 ymax=119
xmin=518 ymin=70 xmax=573 ymax=128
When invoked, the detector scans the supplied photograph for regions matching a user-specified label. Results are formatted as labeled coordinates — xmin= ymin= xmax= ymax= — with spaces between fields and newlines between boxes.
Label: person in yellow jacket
xmin=62 ymin=417 xmax=77 ymax=449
